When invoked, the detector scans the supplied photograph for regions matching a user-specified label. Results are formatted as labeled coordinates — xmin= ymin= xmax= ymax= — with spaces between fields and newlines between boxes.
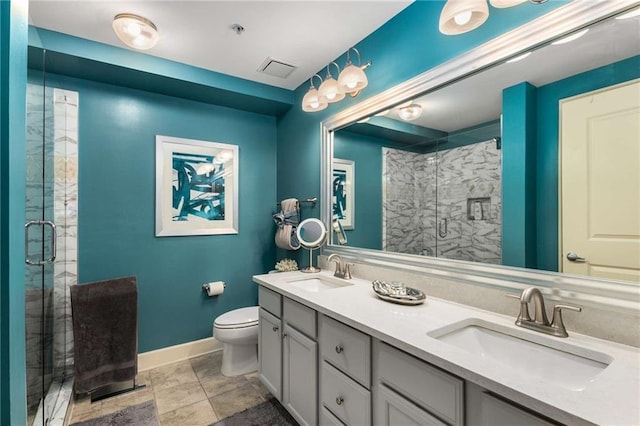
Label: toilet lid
xmin=214 ymin=306 xmax=259 ymax=329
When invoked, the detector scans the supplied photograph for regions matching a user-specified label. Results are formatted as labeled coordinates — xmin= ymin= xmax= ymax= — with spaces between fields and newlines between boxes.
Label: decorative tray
xmin=372 ymin=280 xmax=426 ymax=305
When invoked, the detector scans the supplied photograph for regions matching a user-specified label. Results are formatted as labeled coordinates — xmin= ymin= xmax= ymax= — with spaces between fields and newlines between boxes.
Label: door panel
xmin=561 ymin=80 xmax=640 ymax=281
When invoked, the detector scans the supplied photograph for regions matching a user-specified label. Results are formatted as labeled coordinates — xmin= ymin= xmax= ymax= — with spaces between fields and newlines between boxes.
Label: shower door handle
xmin=25 ymin=220 xmax=57 ymax=265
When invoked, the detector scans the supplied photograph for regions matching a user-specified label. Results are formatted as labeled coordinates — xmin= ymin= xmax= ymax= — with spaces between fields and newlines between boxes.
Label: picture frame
xmin=155 ymin=135 xmax=238 ymax=236
xmin=332 ymin=158 xmax=355 ymax=230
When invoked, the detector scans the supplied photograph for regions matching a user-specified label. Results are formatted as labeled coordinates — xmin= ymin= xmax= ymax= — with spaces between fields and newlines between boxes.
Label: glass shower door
xmin=25 ymin=55 xmax=58 ymax=425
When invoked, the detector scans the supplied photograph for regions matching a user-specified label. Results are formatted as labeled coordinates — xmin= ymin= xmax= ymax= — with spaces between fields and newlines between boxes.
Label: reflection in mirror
xmin=330 ymin=10 xmax=640 ymax=280
xmin=332 ymin=215 xmax=348 ymax=245
xmin=297 ymin=218 xmax=327 ymax=273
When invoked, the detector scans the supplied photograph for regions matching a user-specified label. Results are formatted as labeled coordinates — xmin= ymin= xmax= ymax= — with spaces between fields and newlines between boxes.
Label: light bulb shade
xmin=439 ymin=0 xmax=489 ymax=35
xmin=302 ymin=87 xmax=328 ymax=112
xmin=489 ymin=0 xmax=527 ymax=8
xmin=398 ymin=104 xmax=423 ymax=121
xmin=113 ymin=13 xmax=159 ymax=50
xmin=338 ymin=64 xmax=368 ymax=94
xmin=318 ymin=77 xmax=345 ymax=103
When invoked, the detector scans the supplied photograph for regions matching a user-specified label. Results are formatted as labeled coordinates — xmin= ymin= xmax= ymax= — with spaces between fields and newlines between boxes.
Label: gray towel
xmin=70 ymin=276 xmax=138 ymax=394
xmin=274 ymin=198 xmax=301 ymax=250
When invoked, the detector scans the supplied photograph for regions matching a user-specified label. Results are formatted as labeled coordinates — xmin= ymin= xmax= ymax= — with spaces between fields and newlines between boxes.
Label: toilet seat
xmin=214 ymin=306 xmax=259 ymax=329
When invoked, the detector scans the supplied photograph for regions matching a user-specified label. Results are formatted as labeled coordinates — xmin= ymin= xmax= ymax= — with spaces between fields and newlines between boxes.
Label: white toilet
xmin=213 ymin=306 xmax=260 ymax=377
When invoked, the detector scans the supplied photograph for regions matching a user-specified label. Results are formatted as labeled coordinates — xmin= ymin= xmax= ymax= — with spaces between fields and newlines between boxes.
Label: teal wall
xmin=535 ymin=55 xmax=640 ymax=271
xmin=1 ymin=1 xmax=28 ymax=424
xmin=502 ymin=82 xmax=537 ymax=268
xmin=333 ymin=130 xmax=389 ymax=250
xmin=43 ymin=72 xmax=278 ymax=352
xmin=276 ymin=0 xmax=567 ymax=253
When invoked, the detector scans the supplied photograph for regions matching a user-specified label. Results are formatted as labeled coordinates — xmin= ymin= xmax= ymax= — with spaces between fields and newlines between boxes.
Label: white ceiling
xmin=28 ymin=0 xmax=412 ymax=90
xmin=385 ymin=13 xmax=640 ymax=132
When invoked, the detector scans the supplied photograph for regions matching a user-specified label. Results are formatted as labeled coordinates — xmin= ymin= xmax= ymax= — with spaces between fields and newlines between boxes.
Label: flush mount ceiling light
xmin=112 ymin=13 xmax=159 ymax=50
xmin=398 ymin=103 xmax=423 ymax=121
xmin=302 ymin=74 xmax=328 ymax=112
xmin=551 ymin=28 xmax=589 ymax=45
xmin=338 ymin=47 xmax=369 ymax=95
xmin=439 ymin=0 xmax=489 ymax=35
xmin=318 ymin=62 xmax=345 ymax=103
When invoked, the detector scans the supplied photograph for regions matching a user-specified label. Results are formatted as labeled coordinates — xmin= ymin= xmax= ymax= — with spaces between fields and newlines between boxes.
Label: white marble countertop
xmin=253 ymin=270 xmax=640 ymax=426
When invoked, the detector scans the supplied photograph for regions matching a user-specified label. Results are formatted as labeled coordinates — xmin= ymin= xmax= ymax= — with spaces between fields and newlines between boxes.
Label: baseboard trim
xmin=138 ymin=337 xmax=223 ymax=371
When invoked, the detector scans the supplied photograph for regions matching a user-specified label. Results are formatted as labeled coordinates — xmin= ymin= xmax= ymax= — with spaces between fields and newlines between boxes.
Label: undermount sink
xmin=287 ymin=276 xmax=354 ymax=292
xmin=428 ymin=319 xmax=612 ymax=391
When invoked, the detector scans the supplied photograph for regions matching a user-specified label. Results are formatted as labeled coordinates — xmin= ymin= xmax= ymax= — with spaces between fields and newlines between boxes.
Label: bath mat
xmin=70 ymin=400 xmax=159 ymax=426
xmin=211 ymin=398 xmax=298 ymax=426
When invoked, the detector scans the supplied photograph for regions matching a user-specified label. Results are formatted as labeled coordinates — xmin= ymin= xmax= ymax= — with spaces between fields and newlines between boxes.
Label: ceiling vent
xmin=258 ymin=57 xmax=297 ymax=79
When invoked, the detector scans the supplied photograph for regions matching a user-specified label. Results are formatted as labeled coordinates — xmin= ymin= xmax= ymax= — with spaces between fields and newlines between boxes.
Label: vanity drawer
xmin=375 ymin=342 xmax=464 ymax=426
xmin=320 ymin=406 xmax=346 ymax=426
xmin=321 ymin=361 xmax=371 ymax=426
xmin=320 ymin=315 xmax=371 ymax=388
xmin=283 ymin=297 xmax=316 ymax=339
xmin=258 ymin=286 xmax=281 ymax=317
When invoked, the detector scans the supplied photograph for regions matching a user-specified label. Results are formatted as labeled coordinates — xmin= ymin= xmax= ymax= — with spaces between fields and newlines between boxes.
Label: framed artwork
xmin=155 ymin=135 xmax=238 ymax=236
xmin=332 ymin=158 xmax=355 ymax=230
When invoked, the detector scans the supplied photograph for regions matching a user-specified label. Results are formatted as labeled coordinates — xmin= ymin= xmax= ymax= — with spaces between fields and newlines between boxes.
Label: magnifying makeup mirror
xmin=297 ymin=218 xmax=327 ymax=273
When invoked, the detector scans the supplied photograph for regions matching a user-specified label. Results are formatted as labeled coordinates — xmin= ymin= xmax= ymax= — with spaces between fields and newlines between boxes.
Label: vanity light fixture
xmin=489 ymin=0 xmax=527 ymax=8
xmin=302 ymin=74 xmax=328 ymax=112
xmin=112 ymin=13 xmax=159 ymax=50
xmin=398 ymin=103 xmax=423 ymax=121
xmin=551 ymin=28 xmax=589 ymax=45
xmin=439 ymin=0 xmax=489 ymax=35
xmin=318 ymin=62 xmax=345 ymax=103
xmin=337 ymin=47 xmax=369 ymax=94
xmin=302 ymin=47 xmax=371 ymax=113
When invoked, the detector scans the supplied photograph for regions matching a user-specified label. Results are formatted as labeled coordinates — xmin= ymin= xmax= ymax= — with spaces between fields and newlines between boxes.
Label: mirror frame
xmin=321 ymin=0 xmax=640 ymax=314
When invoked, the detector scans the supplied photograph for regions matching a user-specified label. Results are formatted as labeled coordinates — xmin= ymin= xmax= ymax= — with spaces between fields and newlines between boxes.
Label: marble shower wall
xmin=383 ymin=140 xmax=502 ymax=264
xmin=25 ymin=84 xmax=78 ymax=412
xmin=52 ymin=88 xmax=78 ymax=377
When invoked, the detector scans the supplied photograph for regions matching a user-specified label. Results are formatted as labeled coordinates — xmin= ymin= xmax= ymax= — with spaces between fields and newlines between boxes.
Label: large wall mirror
xmin=321 ymin=1 xmax=640 ymax=311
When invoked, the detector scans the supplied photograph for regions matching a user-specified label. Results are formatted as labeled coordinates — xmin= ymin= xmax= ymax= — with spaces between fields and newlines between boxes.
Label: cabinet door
xmin=259 ymin=308 xmax=282 ymax=401
xmin=283 ymin=323 xmax=318 ymax=426
xmin=466 ymin=384 xmax=556 ymax=426
xmin=375 ymin=384 xmax=446 ymax=426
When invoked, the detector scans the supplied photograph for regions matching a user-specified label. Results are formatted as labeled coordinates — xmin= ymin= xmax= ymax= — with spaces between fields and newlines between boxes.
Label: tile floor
xmin=66 ymin=351 xmax=272 ymax=426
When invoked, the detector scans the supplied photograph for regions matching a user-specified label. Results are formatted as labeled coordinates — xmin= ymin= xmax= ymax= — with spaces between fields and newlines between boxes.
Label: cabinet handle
xmin=272 ymin=325 xmax=279 ymax=332
xmin=335 ymin=344 xmax=344 ymax=354
xmin=282 ymin=332 xmax=288 ymax=338
xmin=336 ymin=396 xmax=344 ymax=406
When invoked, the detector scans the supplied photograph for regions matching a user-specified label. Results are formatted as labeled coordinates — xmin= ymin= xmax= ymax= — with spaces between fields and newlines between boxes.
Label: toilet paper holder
xmin=202 ymin=281 xmax=226 ymax=295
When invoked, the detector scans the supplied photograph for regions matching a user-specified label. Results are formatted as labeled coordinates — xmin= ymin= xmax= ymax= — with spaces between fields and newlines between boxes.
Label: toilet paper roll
xmin=203 ymin=281 xmax=225 ymax=297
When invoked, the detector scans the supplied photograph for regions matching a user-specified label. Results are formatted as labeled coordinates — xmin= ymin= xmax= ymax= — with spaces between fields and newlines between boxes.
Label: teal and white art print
xmin=332 ymin=158 xmax=354 ymax=230
xmin=155 ymin=135 xmax=238 ymax=236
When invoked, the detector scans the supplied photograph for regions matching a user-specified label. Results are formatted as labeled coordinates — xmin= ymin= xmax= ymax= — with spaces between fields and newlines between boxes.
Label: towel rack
xmin=277 ymin=197 xmax=317 ymax=208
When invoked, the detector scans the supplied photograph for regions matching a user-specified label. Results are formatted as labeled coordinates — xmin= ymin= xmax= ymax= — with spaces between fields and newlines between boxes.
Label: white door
xmin=560 ymin=80 xmax=640 ymax=281
xmin=282 ymin=323 xmax=317 ymax=426
xmin=258 ymin=308 xmax=282 ymax=400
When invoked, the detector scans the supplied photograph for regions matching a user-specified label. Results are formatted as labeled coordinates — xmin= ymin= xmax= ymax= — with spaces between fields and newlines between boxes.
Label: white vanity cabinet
xmin=258 ymin=287 xmax=283 ymax=400
xmin=258 ymin=287 xmax=318 ymax=426
xmin=466 ymin=383 xmax=557 ymax=426
xmin=319 ymin=314 xmax=372 ymax=426
xmin=282 ymin=297 xmax=318 ymax=426
xmin=373 ymin=341 xmax=464 ymax=426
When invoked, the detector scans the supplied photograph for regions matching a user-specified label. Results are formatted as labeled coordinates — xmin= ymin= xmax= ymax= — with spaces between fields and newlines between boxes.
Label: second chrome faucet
xmin=506 ymin=287 xmax=582 ymax=338
xmin=327 ymin=254 xmax=352 ymax=280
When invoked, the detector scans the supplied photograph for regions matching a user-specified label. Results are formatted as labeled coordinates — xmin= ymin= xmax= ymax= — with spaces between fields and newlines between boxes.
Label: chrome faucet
xmin=327 ymin=254 xmax=352 ymax=279
xmin=506 ymin=287 xmax=582 ymax=338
